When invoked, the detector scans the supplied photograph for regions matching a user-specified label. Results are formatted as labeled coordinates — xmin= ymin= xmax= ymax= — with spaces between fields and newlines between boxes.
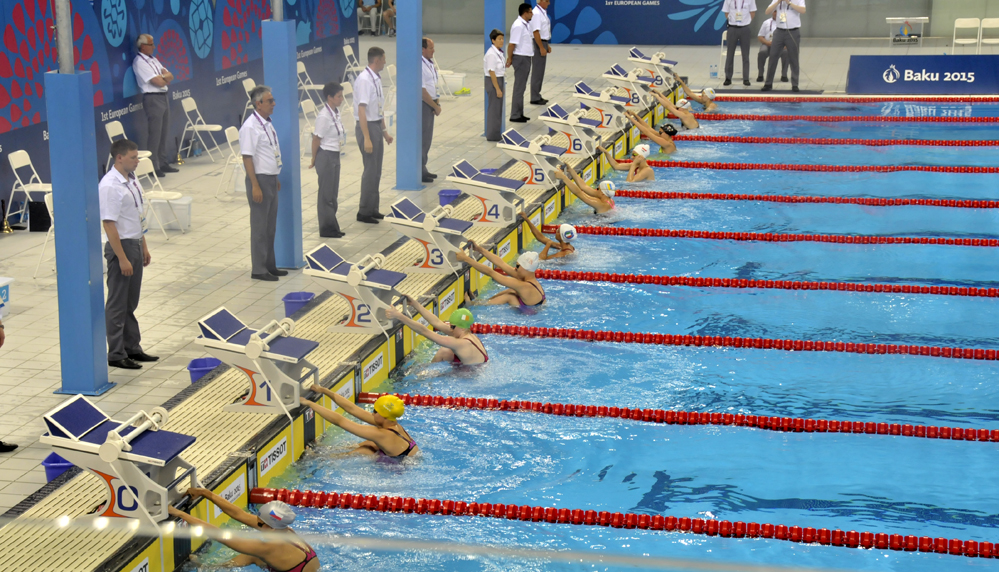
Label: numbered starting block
xmin=603 ymin=64 xmax=657 ymax=108
xmin=195 ymin=307 xmax=319 ymax=418
xmin=541 ymin=104 xmax=600 ymax=156
xmin=40 ymin=396 xmax=201 ymax=525
xmin=387 ymin=198 xmax=472 ymax=275
xmin=573 ymin=81 xmax=635 ymax=131
xmin=496 ymin=129 xmax=566 ymax=190
xmin=627 ymin=48 xmax=677 ymax=91
xmin=444 ymin=160 xmax=525 ymax=227
xmin=304 ymin=245 xmax=406 ymax=338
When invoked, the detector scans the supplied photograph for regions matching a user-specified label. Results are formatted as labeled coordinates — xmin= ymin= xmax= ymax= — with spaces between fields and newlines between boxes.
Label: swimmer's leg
xmin=432 ymin=347 xmax=456 ymax=363
xmin=486 ymin=291 xmax=522 ymax=307
xmin=353 ymin=441 xmax=380 ymax=455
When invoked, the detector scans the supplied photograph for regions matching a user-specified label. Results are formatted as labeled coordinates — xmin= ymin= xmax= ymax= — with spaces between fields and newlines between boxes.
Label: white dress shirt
xmin=509 ymin=17 xmax=534 ymax=57
xmin=484 ymin=46 xmax=505 ymax=77
xmin=99 ymin=168 xmax=145 ymax=240
xmin=723 ymin=0 xmax=756 ymax=26
xmin=313 ymin=104 xmax=345 ymax=152
xmin=240 ymin=111 xmax=282 ymax=175
xmin=530 ymin=5 xmax=551 ymax=41
xmin=133 ymin=54 xmax=168 ymax=94
xmin=758 ymin=18 xmax=778 ymax=41
xmin=422 ymin=57 xmax=438 ymax=100
xmin=353 ymin=67 xmax=384 ymax=122
xmin=770 ymin=0 xmax=804 ymax=29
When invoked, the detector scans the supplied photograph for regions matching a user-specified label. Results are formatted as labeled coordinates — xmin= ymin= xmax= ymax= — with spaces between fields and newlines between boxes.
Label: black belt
xmin=728 ymin=24 xmax=749 ymax=28
xmin=142 ymin=92 xmax=167 ymax=96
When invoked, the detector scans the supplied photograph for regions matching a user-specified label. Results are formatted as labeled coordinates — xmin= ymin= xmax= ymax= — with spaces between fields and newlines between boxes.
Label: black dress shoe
xmin=743 ymin=80 xmax=751 ymax=86
xmin=510 ymin=116 xmax=529 ymax=123
xmin=372 ymin=213 xmax=385 ymax=220
xmin=529 ymin=99 xmax=548 ymax=105
xmin=109 ymin=358 xmax=143 ymax=370
xmin=0 ymin=441 xmax=18 ymax=453
xmin=155 ymin=170 xmax=167 ymax=178
xmin=356 ymin=215 xmax=379 ymax=224
xmin=756 ymin=76 xmax=764 ymax=82
xmin=128 ymin=352 xmax=159 ymax=362
xmin=422 ymin=176 xmax=434 ymax=183
xmin=160 ymin=165 xmax=179 ymax=173
xmin=268 ymin=269 xmax=289 ymax=276
xmin=428 ymin=173 xmax=437 ymax=179
xmin=320 ymin=231 xmax=345 ymax=238
xmin=780 ymin=76 xmax=789 ymax=82
xmin=251 ymin=273 xmax=279 ymax=281
xmin=792 ymin=86 xmax=800 ymax=92
xmin=723 ymin=79 xmax=732 ymax=86
xmin=761 ymin=85 xmax=773 ymax=92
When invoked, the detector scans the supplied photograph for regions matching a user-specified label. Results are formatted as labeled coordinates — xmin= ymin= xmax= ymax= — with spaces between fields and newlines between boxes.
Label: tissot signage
xmin=848 ymin=55 xmax=999 ymax=95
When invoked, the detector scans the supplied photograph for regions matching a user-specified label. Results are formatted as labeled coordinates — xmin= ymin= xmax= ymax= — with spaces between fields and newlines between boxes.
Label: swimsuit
xmin=452 ymin=337 xmax=489 ymax=364
xmin=378 ymin=426 xmax=417 ymax=459
xmin=516 ymin=281 xmax=546 ymax=314
xmin=264 ymin=540 xmax=318 ymax=572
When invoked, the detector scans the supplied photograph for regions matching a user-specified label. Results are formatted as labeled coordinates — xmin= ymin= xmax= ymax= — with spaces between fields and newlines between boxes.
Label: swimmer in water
xmin=385 ymin=299 xmax=488 ymax=364
xmin=168 ymin=496 xmax=319 ymax=572
xmin=600 ymin=143 xmax=656 ymax=182
xmin=674 ymin=73 xmax=720 ymax=113
xmin=457 ymin=243 xmax=545 ymax=312
xmin=553 ymin=163 xmax=617 ymax=213
xmin=624 ymin=109 xmax=677 ymax=154
xmin=652 ymin=90 xmax=700 ymax=130
xmin=299 ymin=390 xmax=418 ymax=458
xmin=519 ymin=211 xmax=576 ymax=260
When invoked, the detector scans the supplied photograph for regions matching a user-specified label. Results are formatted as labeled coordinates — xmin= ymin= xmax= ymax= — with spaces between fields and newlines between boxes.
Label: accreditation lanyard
xmin=779 ymin=0 xmax=791 ymax=23
xmin=733 ymin=0 xmax=748 ymax=22
xmin=365 ymin=68 xmax=383 ymax=117
xmin=139 ymin=54 xmax=160 ymax=75
xmin=126 ymin=175 xmax=147 ymax=232
xmin=324 ymin=103 xmax=346 ymax=145
xmin=423 ymin=57 xmax=438 ymax=83
xmin=253 ymin=111 xmax=282 ymax=168
xmin=534 ymin=6 xmax=549 ymax=37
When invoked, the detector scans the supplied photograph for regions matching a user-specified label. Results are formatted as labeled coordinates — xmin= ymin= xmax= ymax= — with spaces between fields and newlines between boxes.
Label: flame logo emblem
xmin=883 ymin=65 xmax=900 ymax=84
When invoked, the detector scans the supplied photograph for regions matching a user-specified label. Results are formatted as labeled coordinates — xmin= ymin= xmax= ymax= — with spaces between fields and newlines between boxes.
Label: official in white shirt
xmin=529 ymin=0 xmax=552 ymax=105
xmin=132 ymin=34 xmax=176 ymax=177
xmin=506 ymin=3 xmax=534 ymax=122
xmin=762 ymin=0 xmax=805 ymax=92
xmin=100 ymin=139 xmax=156 ymax=370
xmin=310 ymin=82 xmax=346 ymax=238
xmin=354 ymin=47 xmax=393 ymax=223
xmin=722 ymin=0 xmax=756 ymax=86
xmin=240 ymin=85 xmax=287 ymax=282
xmin=484 ymin=29 xmax=506 ymax=141
xmin=421 ymin=37 xmax=441 ymax=183
xmin=757 ymin=12 xmax=789 ymax=83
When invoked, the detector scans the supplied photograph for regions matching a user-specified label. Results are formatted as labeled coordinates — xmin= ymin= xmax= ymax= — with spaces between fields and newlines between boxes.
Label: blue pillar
xmin=45 ymin=71 xmax=113 ymax=395
xmin=395 ymin=0 xmax=422 ymax=191
xmin=263 ymin=19 xmax=304 ymax=269
xmin=484 ymin=0 xmax=506 ymax=137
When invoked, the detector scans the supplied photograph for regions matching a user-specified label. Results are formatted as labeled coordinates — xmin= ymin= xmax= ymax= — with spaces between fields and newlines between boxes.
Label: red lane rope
xmin=470 ymin=323 xmax=998 ymax=362
xmin=666 ymin=134 xmax=999 ymax=147
xmin=685 ymin=113 xmax=999 ymax=123
xmin=355 ymin=392 xmax=999 ymax=445
xmin=643 ymin=159 xmax=999 ymax=174
xmin=571 ymin=224 xmax=999 ymax=249
xmin=607 ymin=189 xmax=999 ymax=209
xmin=249 ymin=487 xmax=999 ymax=558
xmin=531 ymin=266 xmax=999 ymax=300
xmin=713 ymin=95 xmax=999 ymax=103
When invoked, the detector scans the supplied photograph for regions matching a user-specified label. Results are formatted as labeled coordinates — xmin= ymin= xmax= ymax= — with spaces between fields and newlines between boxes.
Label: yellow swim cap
xmin=373 ymin=395 xmax=405 ymax=419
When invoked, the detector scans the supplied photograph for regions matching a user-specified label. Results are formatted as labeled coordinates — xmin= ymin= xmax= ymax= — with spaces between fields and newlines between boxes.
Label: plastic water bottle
xmin=709 ymin=64 xmax=718 ymax=79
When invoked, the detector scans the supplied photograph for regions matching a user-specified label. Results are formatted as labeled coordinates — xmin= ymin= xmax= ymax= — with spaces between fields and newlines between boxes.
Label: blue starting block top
xmin=198 ymin=307 xmax=319 ymax=361
xmin=306 ymin=245 xmax=407 ymax=289
xmin=628 ymin=48 xmax=677 ymax=66
xmin=391 ymin=199 xmax=473 ymax=234
xmin=607 ymin=64 xmax=655 ymax=84
xmin=501 ymin=129 xmax=566 ymax=156
xmin=199 ymin=308 xmax=247 ymax=342
xmin=229 ymin=329 xmax=319 ymax=361
xmin=575 ymin=82 xmax=629 ymax=105
xmin=450 ymin=161 xmax=523 ymax=191
xmin=542 ymin=104 xmax=569 ymax=120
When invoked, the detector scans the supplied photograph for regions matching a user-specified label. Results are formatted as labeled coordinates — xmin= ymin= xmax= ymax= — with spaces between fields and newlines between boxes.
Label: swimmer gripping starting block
xmin=496 ymin=129 xmax=566 ymax=190
xmin=40 ymin=395 xmax=201 ymax=525
xmin=195 ymin=308 xmax=319 ymax=419
xmin=304 ymin=245 xmax=406 ymax=338
xmin=444 ymin=160 xmax=525 ymax=227
xmin=540 ymin=104 xmax=599 ymax=157
xmin=573 ymin=82 xmax=634 ymax=130
xmin=387 ymin=198 xmax=472 ymax=275
xmin=603 ymin=64 xmax=657 ymax=108
xmin=627 ymin=48 xmax=678 ymax=91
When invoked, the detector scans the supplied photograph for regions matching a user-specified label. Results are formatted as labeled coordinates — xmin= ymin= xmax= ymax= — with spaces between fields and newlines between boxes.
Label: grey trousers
xmin=139 ymin=93 xmax=171 ymax=170
xmin=485 ymin=76 xmax=504 ymax=141
xmin=105 ymin=239 xmax=144 ymax=361
xmin=246 ymin=173 xmax=279 ymax=275
xmin=510 ymin=54 xmax=531 ymax=119
xmin=315 ymin=149 xmax=341 ymax=236
xmin=356 ymin=121 xmax=384 ymax=217
xmin=530 ymin=40 xmax=549 ymax=101
xmin=758 ymin=43 xmax=789 ymax=79
xmin=422 ymin=101 xmax=436 ymax=177
xmin=724 ymin=25 xmax=753 ymax=81
xmin=765 ymin=28 xmax=801 ymax=87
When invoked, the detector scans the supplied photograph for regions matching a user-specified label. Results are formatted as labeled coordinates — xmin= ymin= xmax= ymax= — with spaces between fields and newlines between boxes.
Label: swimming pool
xmin=202 ymin=102 xmax=999 ymax=571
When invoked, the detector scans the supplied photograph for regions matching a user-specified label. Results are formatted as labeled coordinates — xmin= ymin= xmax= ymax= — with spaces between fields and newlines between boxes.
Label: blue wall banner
xmin=847 ymin=55 xmax=999 ymax=95
xmin=549 ymin=0 xmax=726 ymax=46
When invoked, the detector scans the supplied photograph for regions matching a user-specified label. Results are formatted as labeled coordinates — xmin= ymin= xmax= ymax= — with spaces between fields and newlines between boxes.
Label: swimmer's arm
xmin=301 ymin=392 xmax=376 ymax=425
xmin=539 ymin=242 xmax=554 ymax=260
xmin=599 ymin=146 xmax=628 ymax=172
xmin=385 ymin=307 xmax=454 ymax=348
xmin=540 ymin=243 xmax=572 ymax=260
xmin=182 ymin=489 xmax=259 ymax=528
xmin=167 ymin=507 xmax=272 ymax=561
xmin=314 ymin=407 xmax=389 ymax=444
xmin=626 ymin=113 xmax=658 ymax=138
xmin=519 ymin=211 xmax=555 ymax=247
xmin=471 ymin=244 xmax=519 ymax=277
xmin=457 ymin=251 xmax=530 ymax=291
xmin=404 ymin=296 xmax=451 ymax=332
xmin=216 ymin=555 xmax=267 ymax=569
xmin=673 ymin=74 xmax=696 ymax=101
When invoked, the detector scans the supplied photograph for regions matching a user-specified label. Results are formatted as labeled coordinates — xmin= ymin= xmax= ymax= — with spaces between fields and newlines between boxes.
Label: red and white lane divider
xmin=640 ymin=159 xmax=999 ymax=174
xmin=684 ymin=113 xmax=999 ymax=123
xmin=249 ymin=487 xmax=999 ymax=559
xmin=712 ymin=95 xmax=999 ymax=104
xmin=530 ymin=266 xmax=999 ymax=300
xmin=664 ymin=134 xmax=999 ymax=147
xmin=356 ymin=392 xmax=999 ymax=445
xmin=609 ymin=189 xmax=999 ymax=209
xmin=470 ymin=323 xmax=998 ymax=362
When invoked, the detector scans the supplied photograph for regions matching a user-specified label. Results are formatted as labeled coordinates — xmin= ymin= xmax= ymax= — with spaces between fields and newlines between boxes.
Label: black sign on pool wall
xmin=847 ymin=56 xmax=999 ymax=95
xmin=549 ymin=0 xmax=727 ymax=46
xmin=0 ymin=0 xmax=357 ymax=217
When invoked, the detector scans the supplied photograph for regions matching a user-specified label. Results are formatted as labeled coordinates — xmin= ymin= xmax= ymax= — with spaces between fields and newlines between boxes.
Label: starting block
xmin=573 ymin=81 xmax=635 ymax=130
xmin=603 ymin=64 xmax=657 ymax=108
xmin=387 ymin=198 xmax=472 ymax=275
xmin=195 ymin=307 xmax=319 ymax=419
xmin=444 ymin=160 xmax=525 ymax=227
xmin=40 ymin=395 xmax=201 ymax=525
xmin=496 ymin=129 xmax=566 ymax=190
xmin=304 ymin=245 xmax=406 ymax=338
xmin=541 ymin=104 xmax=600 ymax=157
xmin=627 ymin=48 xmax=677 ymax=91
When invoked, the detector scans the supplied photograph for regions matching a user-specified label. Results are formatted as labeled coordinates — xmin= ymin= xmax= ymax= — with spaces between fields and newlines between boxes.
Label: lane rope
xmin=682 ymin=113 xmax=999 ymax=123
xmin=470 ymin=323 xmax=998 ymax=362
xmin=641 ymin=159 xmax=999 ymax=174
xmin=530 ymin=265 xmax=999 ymax=300
xmin=249 ymin=487 xmax=999 ymax=559
xmin=605 ymin=189 xmax=999 ymax=209
xmin=665 ymin=134 xmax=999 ymax=147
xmin=712 ymin=95 xmax=999 ymax=103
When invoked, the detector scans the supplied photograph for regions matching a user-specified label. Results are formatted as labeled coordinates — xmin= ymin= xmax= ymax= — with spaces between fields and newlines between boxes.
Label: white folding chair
xmin=358 ymin=3 xmax=381 ymax=35
xmin=383 ymin=64 xmax=397 ymax=115
xmin=104 ymin=121 xmax=152 ymax=170
xmin=33 ymin=193 xmax=55 ymax=278
xmin=179 ymin=97 xmax=223 ymax=162
xmin=342 ymin=45 xmax=365 ymax=84
xmin=340 ymin=82 xmax=355 ymax=126
xmin=216 ymin=126 xmax=245 ymax=200
xmin=719 ymin=30 xmax=743 ymax=78
xmin=242 ymin=77 xmax=257 ymax=122
xmin=297 ymin=61 xmax=324 ymax=105
xmin=980 ymin=18 xmax=999 ymax=52
xmin=135 ymin=157 xmax=184 ymax=240
xmin=300 ymin=99 xmax=318 ymax=159
xmin=432 ymin=57 xmax=455 ymax=99
xmin=5 ymin=150 xmax=52 ymax=225
xmin=953 ymin=18 xmax=982 ymax=53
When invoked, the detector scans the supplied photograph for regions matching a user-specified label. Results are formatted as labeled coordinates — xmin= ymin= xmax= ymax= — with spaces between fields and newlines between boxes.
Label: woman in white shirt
xmin=310 ymin=82 xmax=347 ymax=238
xmin=484 ymin=29 xmax=506 ymax=141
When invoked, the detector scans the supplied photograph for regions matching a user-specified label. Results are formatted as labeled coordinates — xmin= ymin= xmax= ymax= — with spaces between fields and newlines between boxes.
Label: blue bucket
xmin=42 ymin=452 xmax=73 ymax=482
xmin=282 ymin=291 xmax=315 ymax=317
xmin=188 ymin=357 xmax=222 ymax=383
xmin=439 ymin=189 xmax=461 ymax=206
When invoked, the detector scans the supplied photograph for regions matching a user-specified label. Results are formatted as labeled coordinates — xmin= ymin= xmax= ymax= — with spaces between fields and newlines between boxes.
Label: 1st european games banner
xmin=847 ymin=55 xmax=999 ymax=95
xmin=549 ymin=0 xmax=728 ymax=46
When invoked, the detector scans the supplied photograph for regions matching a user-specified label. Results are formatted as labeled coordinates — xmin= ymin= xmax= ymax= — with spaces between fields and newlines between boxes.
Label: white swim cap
xmin=599 ymin=180 xmax=616 ymax=196
xmin=517 ymin=251 xmax=540 ymax=272
xmin=558 ymin=224 xmax=577 ymax=242
xmin=258 ymin=501 xmax=296 ymax=529
xmin=677 ymin=98 xmax=692 ymax=110
xmin=702 ymin=88 xmax=716 ymax=100
xmin=632 ymin=144 xmax=651 ymax=158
